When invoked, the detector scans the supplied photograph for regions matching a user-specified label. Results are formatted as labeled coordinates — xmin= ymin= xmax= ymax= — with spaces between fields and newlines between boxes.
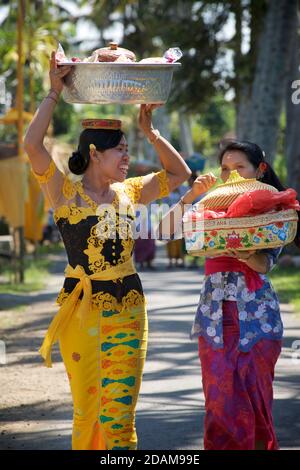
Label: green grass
xmin=0 ymin=257 xmax=51 ymax=294
xmin=0 ymin=243 xmax=64 ymax=295
xmin=35 ymin=241 xmax=64 ymax=255
xmin=185 ymin=254 xmax=205 ymax=267
xmin=269 ymin=266 xmax=300 ymax=312
xmin=10 ymin=304 xmax=27 ymax=312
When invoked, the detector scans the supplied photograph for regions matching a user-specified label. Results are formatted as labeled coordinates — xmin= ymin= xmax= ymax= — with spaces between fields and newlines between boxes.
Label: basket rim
xmin=58 ymin=62 xmax=181 ymax=68
xmin=183 ymin=209 xmax=298 ymax=232
xmin=187 ymin=237 xmax=294 ymax=256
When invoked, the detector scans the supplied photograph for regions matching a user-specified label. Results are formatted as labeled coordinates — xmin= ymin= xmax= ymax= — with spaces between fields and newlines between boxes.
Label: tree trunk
xmin=241 ymin=0 xmax=298 ymax=163
xmin=285 ymin=12 xmax=300 ymax=195
xmin=231 ymin=0 xmax=243 ymax=136
xmin=28 ymin=20 xmax=35 ymax=115
xmin=179 ymin=113 xmax=194 ymax=158
xmin=235 ymin=0 xmax=266 ymax=138
xmin=12 ymin=227 xmax=25 ymax=284
xmin=236 ymin=83 xmax=251 ymax=139
xmin=16 ymin=0 xmax=26 ymax=284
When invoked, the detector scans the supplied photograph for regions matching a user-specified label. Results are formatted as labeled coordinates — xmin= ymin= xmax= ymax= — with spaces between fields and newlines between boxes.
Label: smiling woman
xmin=23 ymin=50 xmax=191 ymax=451
xmin=67 ymin=120 xmax=129 ymax=203
xmin=157 ymin=138 xmax=298 ymax=450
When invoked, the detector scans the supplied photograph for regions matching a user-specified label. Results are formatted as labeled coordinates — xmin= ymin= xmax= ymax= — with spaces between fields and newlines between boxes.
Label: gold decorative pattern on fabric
xmin=76 ymin=181 xmax=98 ymax=211
xmin=83 ymin=211 xmax=135 ymax=274
xmin=75 ymin=180 xmax=120 ymax=211
xmin=84 ymin=247 xmax=112 ymax=273
xmin=154 ymin=169 xmax=170 ymax=198
xmin=122 ymin=289 xmax=145 ymax=310
xmin=92 ymin=290 xmax=141 ymax=311
xmin=32 ymin=159 xmax=56 ymax=184
xmin=53 ymin=181 xmax=134 ymax=274
xmin=54 ymin=178 xmax=127 ymax=224
xmin=54 ymin=204 xmax=95 ymax=224
xmin=40 ymin=259 xmax=137 ymax=367
xmin=84 ymin=224 xmax=112 ymax=273
xmin=123 ymin=176 xmax=144 ymax=204
xmin=119 ymin=238 xmax=134 ymax=263
xmin=62 ymin=177 xmax=77 ymax=200
xmin=56 ymin=288 xmax=144 ymax=312
xmin=56 ymin=287 xmax=70 ymax=305
xmin=58 ymin=288 xmax=147 ymax=450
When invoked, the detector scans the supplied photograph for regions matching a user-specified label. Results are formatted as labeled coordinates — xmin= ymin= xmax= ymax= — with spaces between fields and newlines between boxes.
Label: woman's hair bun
xmin=68 ymin=150 xmax=90 ymax=175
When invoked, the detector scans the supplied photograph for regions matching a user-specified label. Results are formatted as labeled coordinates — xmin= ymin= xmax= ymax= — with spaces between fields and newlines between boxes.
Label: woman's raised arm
xmin=24 ymin=51 xmax=71 ymax=175
xmin=24 ymin=51 xmax=72 ymax=208
xmin=137 ymin=104 xmax=192 ymax=205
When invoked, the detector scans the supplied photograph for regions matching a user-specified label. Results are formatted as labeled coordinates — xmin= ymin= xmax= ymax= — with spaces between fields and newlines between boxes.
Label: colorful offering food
xmin=56 ymin=43 xmax=182 ymax=64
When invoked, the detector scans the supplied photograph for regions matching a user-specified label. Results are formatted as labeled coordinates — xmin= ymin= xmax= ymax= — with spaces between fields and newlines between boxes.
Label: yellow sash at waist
xmin=39 ymin=258 xmax=136 ymax=368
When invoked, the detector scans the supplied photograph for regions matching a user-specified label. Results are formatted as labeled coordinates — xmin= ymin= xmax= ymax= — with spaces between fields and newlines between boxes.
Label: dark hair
xmin=218 ymin=139 xmax=300 ymax=248
xmin=68 ymin=128 xmax=124 ymax=175
xmin=218 ymin=139 xmax=285 ymax=191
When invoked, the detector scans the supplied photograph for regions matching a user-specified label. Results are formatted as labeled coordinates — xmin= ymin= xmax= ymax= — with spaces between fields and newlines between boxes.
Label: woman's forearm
xmin=243 ymin=252 xmax=269 ymax=274
xmin=24 ymin=91 xmax=59 ymax=148
xmin=158 ymin=188 xmax=194 ymax=238
xmin=138 ymin=105 xmax=191 ymax=182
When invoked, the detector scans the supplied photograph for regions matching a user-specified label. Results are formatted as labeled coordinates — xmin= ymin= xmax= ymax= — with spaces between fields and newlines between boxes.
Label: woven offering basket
xmin=200 ymin=170 xmax=278 ymax=209
xmin=183 ymin=171 xmax=298 ymax=256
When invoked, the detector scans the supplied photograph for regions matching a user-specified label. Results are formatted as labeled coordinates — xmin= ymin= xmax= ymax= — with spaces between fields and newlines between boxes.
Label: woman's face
xmin=220 ymin=150 xmax=258 ymax=182
xmin=97 ymin=136 xmax=130 ymax=182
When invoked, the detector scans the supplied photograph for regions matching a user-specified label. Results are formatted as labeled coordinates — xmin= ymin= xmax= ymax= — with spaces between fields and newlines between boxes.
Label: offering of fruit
xmin=92 ymin=42 xmax=136 ymax=63
xmin=55 ymin=42 xmax=182 ymax=65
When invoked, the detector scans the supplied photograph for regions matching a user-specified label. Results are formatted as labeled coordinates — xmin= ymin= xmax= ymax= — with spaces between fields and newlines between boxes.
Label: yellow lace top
xmin=32 ymin=159 xmax=170 ymax=312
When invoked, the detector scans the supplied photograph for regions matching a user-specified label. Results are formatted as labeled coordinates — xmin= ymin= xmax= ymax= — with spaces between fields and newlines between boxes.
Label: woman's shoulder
xmin=113 ymin=177 xmax=144 ymax=204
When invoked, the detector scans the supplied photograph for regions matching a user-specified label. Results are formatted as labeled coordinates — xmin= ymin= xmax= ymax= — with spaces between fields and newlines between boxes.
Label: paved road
xmin=1 ymin=245 xmax=300 ymax=450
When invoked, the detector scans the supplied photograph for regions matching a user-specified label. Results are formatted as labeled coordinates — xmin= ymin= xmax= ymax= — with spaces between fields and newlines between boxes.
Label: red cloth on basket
xmin=199 ymin=188 xmax=300 ymax=220
xmin=226 ymin=188 xmax=300 ymax=218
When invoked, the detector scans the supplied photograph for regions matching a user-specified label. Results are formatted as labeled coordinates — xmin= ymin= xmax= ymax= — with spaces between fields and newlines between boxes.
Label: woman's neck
xmin=81 ymin=168 xmax=112 ymax=196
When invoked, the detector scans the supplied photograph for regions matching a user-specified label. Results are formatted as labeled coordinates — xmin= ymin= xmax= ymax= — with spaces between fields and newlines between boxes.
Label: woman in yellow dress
xmin=24 ymin=52 xmax=191 ymax=451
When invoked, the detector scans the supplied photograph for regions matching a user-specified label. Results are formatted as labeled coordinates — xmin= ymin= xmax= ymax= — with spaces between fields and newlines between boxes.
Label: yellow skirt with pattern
xmin=58 ymin=295 xmax=147 ymax=450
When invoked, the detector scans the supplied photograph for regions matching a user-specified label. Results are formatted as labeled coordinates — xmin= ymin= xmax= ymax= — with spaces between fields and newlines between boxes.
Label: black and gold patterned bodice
xmin=54 ymin=178 xmax=143 ymax=305
xmin=32 ymin=159 xmax=169 ymax=311
xmin=57 ymin=215 xmax=133 ymax=274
